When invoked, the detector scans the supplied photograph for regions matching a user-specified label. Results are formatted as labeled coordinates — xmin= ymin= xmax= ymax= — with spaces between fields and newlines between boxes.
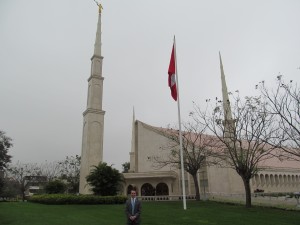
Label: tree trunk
xmin=21 ymin=180 xmax=26 ymax=202
xmin=242 ymin=177 xmax=251 ymax=208
xmin=192 ymin=173 xmax=201 ymax=201
xmin=21 ymin=187 xmax=25 ymax=202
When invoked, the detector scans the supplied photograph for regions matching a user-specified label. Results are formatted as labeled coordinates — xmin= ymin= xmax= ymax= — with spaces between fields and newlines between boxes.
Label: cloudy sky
xmin=1 ymin=0 xmax=300 ymax=170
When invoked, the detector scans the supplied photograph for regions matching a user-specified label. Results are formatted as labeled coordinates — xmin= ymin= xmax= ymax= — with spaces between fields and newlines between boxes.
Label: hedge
xmin=28 ymin=194 xmax=127 ymax=205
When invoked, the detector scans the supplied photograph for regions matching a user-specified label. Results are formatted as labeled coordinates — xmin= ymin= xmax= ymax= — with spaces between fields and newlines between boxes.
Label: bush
xmin=253 ymin=192 xmax=295 ymax=198
xmin=45 ymin=180 xmax=67 ymax=194
xmin=28 ymin=194 xmax=127 ymax=205
xmin=86 ymin=162 xmax=124 ymax=196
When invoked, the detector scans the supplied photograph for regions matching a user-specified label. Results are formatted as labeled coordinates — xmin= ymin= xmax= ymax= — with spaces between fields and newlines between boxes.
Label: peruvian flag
xmin=168 ymin=44 xmax=177 ymax=101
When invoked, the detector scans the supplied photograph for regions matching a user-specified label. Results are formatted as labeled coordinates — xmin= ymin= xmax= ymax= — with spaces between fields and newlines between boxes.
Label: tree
xmin=152 ymin=122 xmax=218 ymax=201
xmin=257 ymin=76 xmax=300 ymax=160
xmin=45 ymin=180 xmax=66 ymax=194
xmin=0 ymin=130 xmax=12 ymax=170
xmin=7 ymin=162 xmax=43 ymax=201
xmin=192 ymin=94 xmax=278 ymax=207
xmin=0 ymin=177 xmax=4 ymax=196
xmin=122 ymin=162 xmax=130 ymax=173
xmin=58 ymin=155 xmax=81 ymax=193
xmin=86 ymin=162 xmax=124 ymax=196
xmin=0 ymin=178 xmax=20 ymax=199
xmin=38 ymin=160 xmax=61 ymax=181
xmin=37 ymin=155 xmax=81 ymax=193
xmin=0 ymin=131 xmax=12 ymax=194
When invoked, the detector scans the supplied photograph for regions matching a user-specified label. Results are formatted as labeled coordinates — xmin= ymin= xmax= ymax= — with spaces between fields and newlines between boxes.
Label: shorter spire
xmin=219 ymin=52 xmax=233 ymax=121
xmin=132 ymin=106 xmax=135 ymax=123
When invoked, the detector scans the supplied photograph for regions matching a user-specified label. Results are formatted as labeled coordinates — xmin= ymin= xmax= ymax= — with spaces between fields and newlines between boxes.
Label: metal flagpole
xmin=173 ymin=35 xmax=187 ymax=210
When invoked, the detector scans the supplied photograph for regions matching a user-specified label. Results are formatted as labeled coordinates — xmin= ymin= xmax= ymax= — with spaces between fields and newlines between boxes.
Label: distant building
xmin=24 ymin=176 xmax=47 ymax=196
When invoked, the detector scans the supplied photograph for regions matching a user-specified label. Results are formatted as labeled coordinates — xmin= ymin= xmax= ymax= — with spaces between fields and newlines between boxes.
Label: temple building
xmin=122 ymin=54 xmax=300 ymax=198
xmin=123 ymin=120 xmax=300 ymax=198
xmin=80 ymin=5 xmax=300 ymax=198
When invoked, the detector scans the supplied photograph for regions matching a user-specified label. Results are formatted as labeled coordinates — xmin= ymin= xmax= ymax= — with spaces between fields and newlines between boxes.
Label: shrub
xmin=45 ymin=180 xmax=67 ymax=194
xmin=28 ymin=194 xmax=127 ymax=205
xmin=86 ymin=162 xmax=124 ymax=196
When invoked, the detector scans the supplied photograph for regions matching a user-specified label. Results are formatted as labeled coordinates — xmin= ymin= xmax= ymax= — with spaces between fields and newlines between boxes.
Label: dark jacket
xmin=125 ymin=198 xmax=141 ymax=225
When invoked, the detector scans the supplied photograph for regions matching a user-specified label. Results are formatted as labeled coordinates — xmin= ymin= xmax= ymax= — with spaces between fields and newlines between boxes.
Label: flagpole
xmin=173 ymin=36 xmax=187 ymax=210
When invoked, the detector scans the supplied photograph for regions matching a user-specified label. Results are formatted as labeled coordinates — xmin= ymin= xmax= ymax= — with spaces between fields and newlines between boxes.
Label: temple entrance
xmin=156 ymin=183 xmax=169 ymax=195
xmin=141 ymin=183 xmax=155 ymax=196
xmin=127 ymin=185 xmax=134 ymax=195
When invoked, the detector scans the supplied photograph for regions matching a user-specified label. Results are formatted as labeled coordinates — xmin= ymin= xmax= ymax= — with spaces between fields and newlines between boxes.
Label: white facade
xmin=123 ymin=120 xmax=300 ymax=198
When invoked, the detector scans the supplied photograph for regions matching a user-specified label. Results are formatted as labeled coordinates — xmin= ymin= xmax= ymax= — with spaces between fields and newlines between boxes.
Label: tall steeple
xmin=219 ymin=52 xmax=233 ymax=121
xmin=79 ymin=5 xmax=105 ymax=194
xmin=93 ymin=4 xmax=102 ymax=57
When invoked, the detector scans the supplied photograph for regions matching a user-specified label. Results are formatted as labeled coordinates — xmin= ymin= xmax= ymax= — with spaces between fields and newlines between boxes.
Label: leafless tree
xmin=258 ymin=76 xmax=300 ymax=160
xmin=152 ymin=122 xmax=219 ymax=201
xmin=7 ymin=162 xmax=44 ymax=201
xmin=191 ymin=94 xmax=278 ymax=207
xmin=58 ymin=155 xmax=81 ymax=193
xmin=38 ymin=160 xmax=61 ymax=181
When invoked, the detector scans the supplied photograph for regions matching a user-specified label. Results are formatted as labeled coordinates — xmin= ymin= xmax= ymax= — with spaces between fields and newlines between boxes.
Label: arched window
xmin=255 ymin=174 xmax=260 ymax=186
xmin=260 ymin=174 xmax=265 ymax=187
xmin=291 ymin=175 xmax=295 ymax=186
xmin=274 ymin=174 xmax=279 ymax=186
xmin=127 ymin=185 xmax=134 ymax=195
xmin=156 ymin=183 xmax=169 ymax=196
xmin=141 ymin=183 xmax=155 ymax=196
xmin=283 ymin=175 xmax=287 ymax=186
xmin=270 ymin=174 xmax=274 ymax=186
xmin=265 ymin=174 xmax=269 ymax=186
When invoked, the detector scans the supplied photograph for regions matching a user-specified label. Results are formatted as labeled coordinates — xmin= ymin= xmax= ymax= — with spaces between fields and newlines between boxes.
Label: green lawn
xmin=1 ymin=201 xmax=299 ymax=225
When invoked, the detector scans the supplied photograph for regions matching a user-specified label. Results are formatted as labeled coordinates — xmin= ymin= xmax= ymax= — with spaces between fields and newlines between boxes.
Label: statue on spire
xmin=94 ymin=0 xmax=103 ymax=13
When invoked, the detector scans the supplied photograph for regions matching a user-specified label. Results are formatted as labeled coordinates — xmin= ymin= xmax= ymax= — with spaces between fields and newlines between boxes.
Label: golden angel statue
xmin=94 ymin=0 xmax=103 ymax=13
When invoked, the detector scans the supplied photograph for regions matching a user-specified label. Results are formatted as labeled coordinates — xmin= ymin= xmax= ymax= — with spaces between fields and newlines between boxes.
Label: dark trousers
xmin=127 ymin=220 xmax=140 ymax=225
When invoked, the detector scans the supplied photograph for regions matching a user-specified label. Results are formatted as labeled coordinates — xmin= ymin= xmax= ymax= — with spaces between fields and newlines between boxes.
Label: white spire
xmin=132 ymin=106 xmax=135 ymax=122
xmin=129 ymin=106 xmax=136 ymax=172
xmin=131 ymin=106 xmax=136 ymax=154
xmin=79 ymin=5 xmax=105 ymax=194
xmin=219 ymin=52 xmax=233 ymax=121
xmin=93 ymin=10 xmax=102 ymax=57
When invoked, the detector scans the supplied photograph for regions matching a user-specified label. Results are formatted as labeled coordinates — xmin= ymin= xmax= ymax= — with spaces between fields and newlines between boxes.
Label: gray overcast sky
xmin=1 ymin=0 xmax=300 ymax=170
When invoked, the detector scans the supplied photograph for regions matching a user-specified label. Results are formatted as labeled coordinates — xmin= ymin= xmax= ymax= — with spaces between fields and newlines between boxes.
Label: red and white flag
xmin=168 ymin=44 xmax=177 ymax=101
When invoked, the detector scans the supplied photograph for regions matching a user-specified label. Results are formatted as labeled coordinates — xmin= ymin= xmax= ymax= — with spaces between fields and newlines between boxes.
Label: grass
xmin=1 ymin=200 xmax=300 ymax=225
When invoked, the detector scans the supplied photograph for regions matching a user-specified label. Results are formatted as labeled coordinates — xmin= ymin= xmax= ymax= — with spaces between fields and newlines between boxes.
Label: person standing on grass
xmin=125 ymin=189 xmax=141 ymax=225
